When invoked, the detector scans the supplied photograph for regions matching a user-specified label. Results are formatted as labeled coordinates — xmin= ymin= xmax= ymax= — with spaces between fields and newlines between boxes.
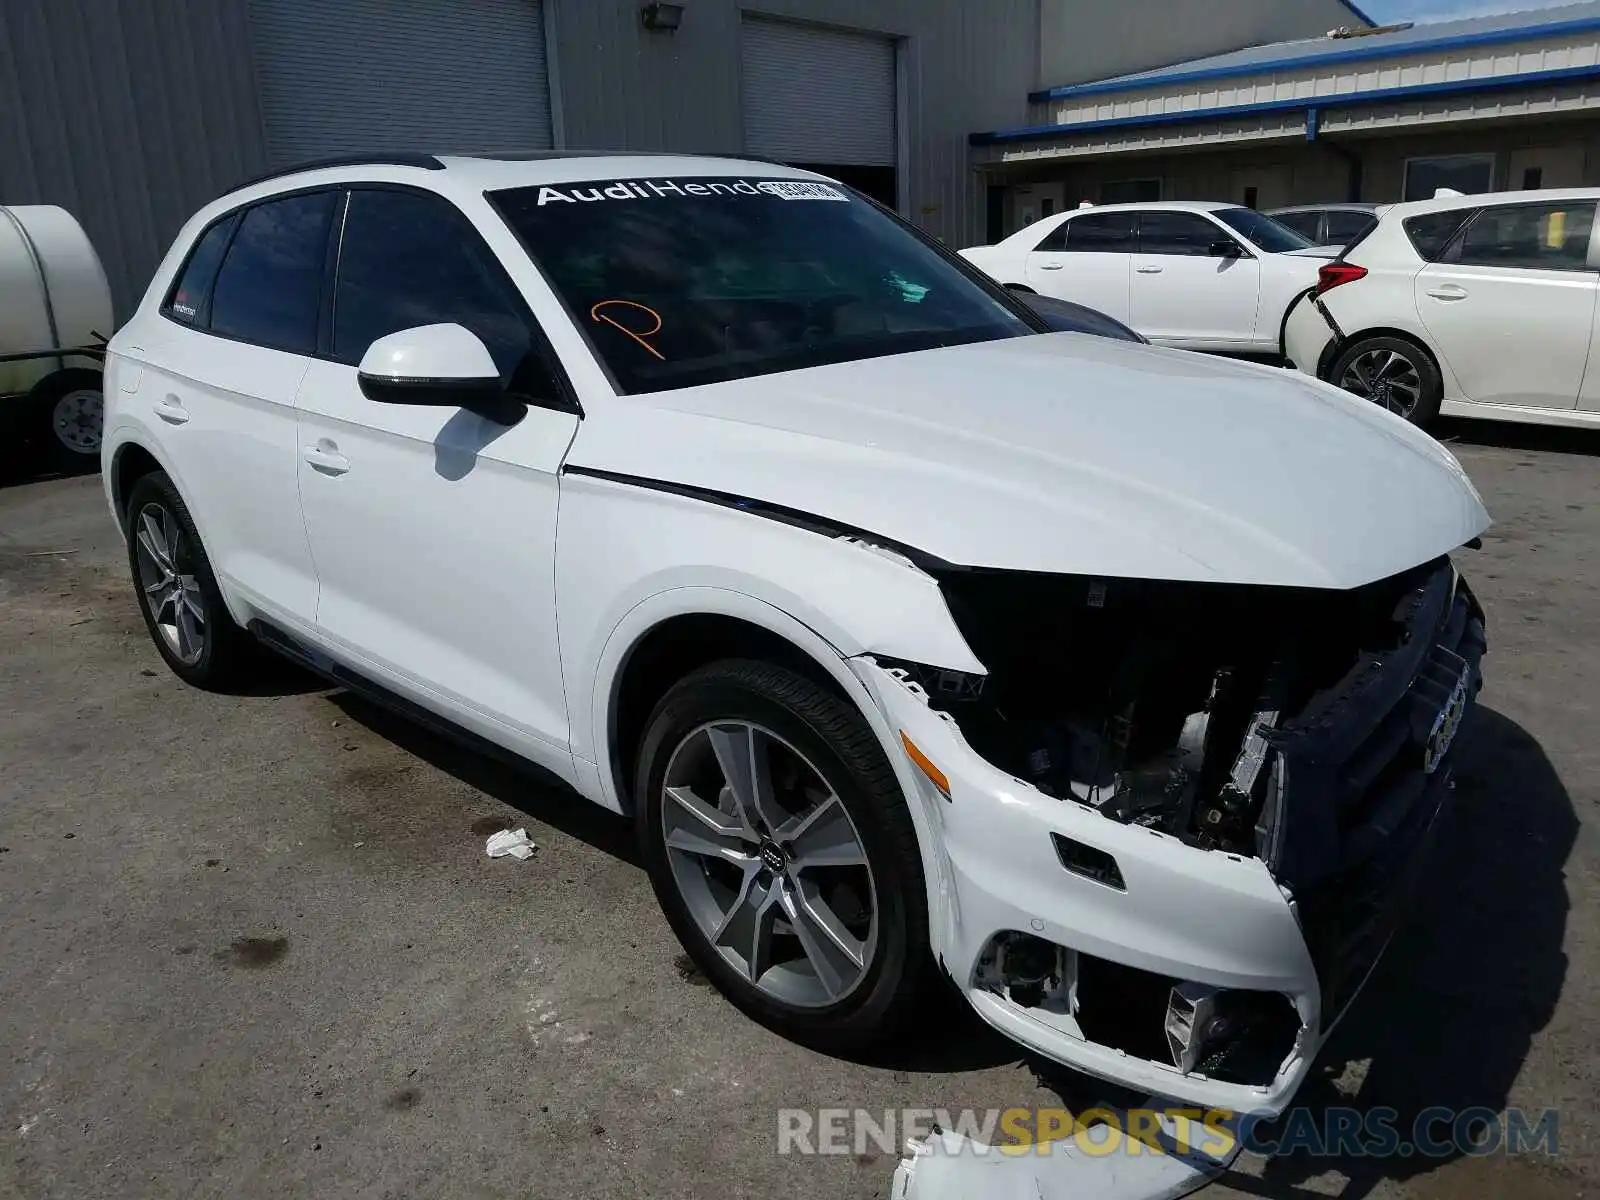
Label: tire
xmin=31 ymin=369 xmax=104 ymax=472
xmin=1328 ymin=335 xmax=1442 ymax=426
xmin=123 ymin=471 xmax=258 ymax=690
xmin=635 ymin=659 xmax=935 ymax=1052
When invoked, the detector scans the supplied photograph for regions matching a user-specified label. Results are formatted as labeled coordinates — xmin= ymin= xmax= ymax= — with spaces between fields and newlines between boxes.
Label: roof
xmin=220 ymin=152 xmax=821 ymax=203
xmin=1269 ymin=203 xmax=1379 ymax=215
xmin=1063 ymin=200 xmax=1234 ymax=214
xmin=1383 ymin=185 xmax=1600 ymax=218
xmin=1031 ymin=1 xmax=1600 ymax=101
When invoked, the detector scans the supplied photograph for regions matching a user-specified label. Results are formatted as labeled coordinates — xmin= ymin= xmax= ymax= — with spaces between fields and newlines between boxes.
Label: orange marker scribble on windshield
xmin=591 ymin=300 xmax=665 ymax=360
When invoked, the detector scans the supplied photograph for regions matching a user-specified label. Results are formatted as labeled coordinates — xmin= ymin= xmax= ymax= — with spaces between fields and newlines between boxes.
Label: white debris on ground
xmin=890 ymin=1099 xmax=1244 ymax=1200
xmin=485 ymin=827 xmax=536 ymax=860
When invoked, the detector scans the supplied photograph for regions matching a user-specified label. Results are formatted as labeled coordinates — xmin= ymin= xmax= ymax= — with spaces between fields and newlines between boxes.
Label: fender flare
xmin=586 ymin=585 xmax=946 ymax=946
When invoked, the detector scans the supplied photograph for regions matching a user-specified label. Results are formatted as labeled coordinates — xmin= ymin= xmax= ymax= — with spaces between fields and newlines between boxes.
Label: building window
xmin=1404 ymin=155 xmax=1494 ymax=202
xmin=1100 ymin=179 xmax=1161 ymax=204
xmin=1523 ymin=167 xmax=1544 ymax=190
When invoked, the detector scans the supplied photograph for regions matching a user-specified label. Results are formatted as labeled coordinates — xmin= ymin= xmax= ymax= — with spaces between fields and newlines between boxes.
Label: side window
xmin=1325 ymin=211 xmax=1377 ymax=244
xmin=1403 ymin=210 xmax=1475 ymax=261
xmin=1138 ymin=212 xmax=1228 ymax=256
xmin=1037 ymin=212 xmax=1137 ymax=253
xmin=332 ymin=189 xmax=532 ymax=374
xmin=163 ymin=215 xmax=237 ymax=326
xmin=1273 ymin=211 xmax=1322 ymax=242
xmin=209 ymin=191 xmax=335 ymax=354
xmin=1452 ymin=202 xmax=1596 ymax=271
xmin=1032 ymin=218 xmax=1073 ymax=252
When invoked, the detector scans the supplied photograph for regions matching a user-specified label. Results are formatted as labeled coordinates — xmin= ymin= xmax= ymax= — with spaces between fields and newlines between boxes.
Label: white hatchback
xmin=1284 ymin=188 xmax=1600 ymax=427
xmin=104 ymin=153 xmax=1487 ymax=1117
xmin=960 ymin=202 xmax=1334 ymax=356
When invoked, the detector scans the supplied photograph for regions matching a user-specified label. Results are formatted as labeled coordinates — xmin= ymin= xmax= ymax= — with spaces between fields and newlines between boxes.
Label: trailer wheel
xmin=32 ymin=369 xmax=104 ymax=471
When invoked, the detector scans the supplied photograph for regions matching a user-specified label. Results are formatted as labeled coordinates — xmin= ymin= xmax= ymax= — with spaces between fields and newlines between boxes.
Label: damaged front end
xmin=881 ymin=555 xmax=1486 ymax=1093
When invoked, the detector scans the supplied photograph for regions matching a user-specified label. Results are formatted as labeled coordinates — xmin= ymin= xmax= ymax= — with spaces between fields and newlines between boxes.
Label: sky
xmin=1360 ymin=0 xmax=1582 ymax=22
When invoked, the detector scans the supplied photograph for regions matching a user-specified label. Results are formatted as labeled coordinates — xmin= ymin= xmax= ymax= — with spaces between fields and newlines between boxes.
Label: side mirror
xmin=1208 ymin=240 xmax=1244 ymax=259
xmin=357 ymin=323 xmax=525 ymax=424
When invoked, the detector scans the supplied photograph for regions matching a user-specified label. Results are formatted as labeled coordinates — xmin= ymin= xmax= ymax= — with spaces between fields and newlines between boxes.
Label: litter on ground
xmin=485 ymin=827 xmax=536 ymax=861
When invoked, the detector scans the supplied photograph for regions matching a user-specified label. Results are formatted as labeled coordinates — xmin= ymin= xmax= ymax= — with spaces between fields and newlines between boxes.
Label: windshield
xmin=490 ymin=176 xmax=1032 ymax=394
xmin=1215 ymin=207 xmax=1314 ymax=253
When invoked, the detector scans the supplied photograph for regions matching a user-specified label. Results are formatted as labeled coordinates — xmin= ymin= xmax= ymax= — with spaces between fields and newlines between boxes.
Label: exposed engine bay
xmin=888 ymin=556 xmax=1486 ymax=882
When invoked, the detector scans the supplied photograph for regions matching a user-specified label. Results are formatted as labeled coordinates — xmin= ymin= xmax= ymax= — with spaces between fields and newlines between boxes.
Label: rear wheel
xmin=636 ymin=659 xmax=934 ymax=1051
xmin=1329 ymin=335 xmax=1442 ymax=426
xmin=124 ymin=471 xmax=257 ymax=689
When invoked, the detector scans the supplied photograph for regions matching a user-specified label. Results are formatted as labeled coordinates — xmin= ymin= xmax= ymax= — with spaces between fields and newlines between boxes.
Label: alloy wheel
xmin=133 ymin=502 xmax=207 ymax=664
xmin=1339 ymin=348 xmax=1422 ymax=419
xmin=660 ymin=720 xmax=878 ymax=1008
xmin=51 ymin=389 xmax=103 ymax=455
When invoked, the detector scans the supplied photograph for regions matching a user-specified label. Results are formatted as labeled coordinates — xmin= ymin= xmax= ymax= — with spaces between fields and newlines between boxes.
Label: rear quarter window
xmin=163 ymin=215 xmax=237 ymax=326
xmin=1402 ymin=210 xmax=1475 ymax=261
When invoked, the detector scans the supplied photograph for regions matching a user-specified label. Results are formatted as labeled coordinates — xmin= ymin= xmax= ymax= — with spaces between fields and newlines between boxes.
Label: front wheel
xmin=1329 ymin=335 xmax=1442 ymax=426
xmin=635 ymin=659 xmax=935 ymax=1051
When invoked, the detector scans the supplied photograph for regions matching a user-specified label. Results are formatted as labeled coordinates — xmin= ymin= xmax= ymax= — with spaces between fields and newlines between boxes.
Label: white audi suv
xmin=103 ymin=153 xmax=1488 ymax=1116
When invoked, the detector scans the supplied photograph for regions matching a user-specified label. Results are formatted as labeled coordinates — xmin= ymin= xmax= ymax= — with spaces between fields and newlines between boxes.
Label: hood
xmin=568 ymin=334 xmax=1489 ymax=589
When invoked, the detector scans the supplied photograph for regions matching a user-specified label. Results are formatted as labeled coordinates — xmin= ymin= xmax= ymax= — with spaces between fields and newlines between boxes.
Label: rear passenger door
xmin=1129 ymin=211 xmax=1261 ymax=348
xmin=149 ymin=190 xmax=332 ymax=625
xmin=1416 ymin=200 xmax=1598 ymax=410
xmin=294 ymin=187 xmax=581 ymax=778
xmin=1023 ymin=211 xmax=1135 ymax=324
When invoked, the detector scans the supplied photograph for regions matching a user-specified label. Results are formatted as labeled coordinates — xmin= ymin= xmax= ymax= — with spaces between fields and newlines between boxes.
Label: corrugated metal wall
xmin=0 ymin=0 xmax=269 ymax=321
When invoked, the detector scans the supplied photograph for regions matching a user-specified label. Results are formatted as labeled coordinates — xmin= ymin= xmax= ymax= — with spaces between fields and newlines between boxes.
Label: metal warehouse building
xmin=2 ymin=0 xmax=1362 ymax=317
xmin=978 ymin=2 xmax=1600 ymax=229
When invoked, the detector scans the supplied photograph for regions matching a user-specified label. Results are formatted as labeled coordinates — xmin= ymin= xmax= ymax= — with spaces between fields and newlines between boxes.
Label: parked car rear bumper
xmin=1282 ymin=289 xmax=1339 ymax=378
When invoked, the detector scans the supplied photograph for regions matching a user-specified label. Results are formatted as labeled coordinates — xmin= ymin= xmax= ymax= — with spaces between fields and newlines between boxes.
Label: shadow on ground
xmin=1434 ymin=416 xmax=1600 ymax=457
xmin=1174 ymin=706 xmax=1571 ymax=1198
xmin=327 ymin=688 xmax=642 ymax=867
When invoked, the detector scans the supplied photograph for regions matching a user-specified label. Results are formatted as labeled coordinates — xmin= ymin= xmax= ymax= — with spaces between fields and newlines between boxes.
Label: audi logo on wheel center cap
xmin=759 ymin=842 xmax=786 ymax=874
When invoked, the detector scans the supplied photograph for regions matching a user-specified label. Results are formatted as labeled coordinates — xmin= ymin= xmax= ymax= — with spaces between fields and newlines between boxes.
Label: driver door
xmin=1129 ymin=211 xmax=1261 ymax=348
xmin=294 ymin=187 xmax=581 ymax=777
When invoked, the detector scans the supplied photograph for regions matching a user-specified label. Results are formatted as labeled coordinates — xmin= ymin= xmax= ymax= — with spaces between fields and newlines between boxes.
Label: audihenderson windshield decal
xmin=532 ymin=178 xmax=849 ymax=206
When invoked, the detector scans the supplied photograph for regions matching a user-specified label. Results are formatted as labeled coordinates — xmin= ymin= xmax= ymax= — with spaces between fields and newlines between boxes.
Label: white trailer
xmin=1 ymin=205 xmax=113 ymax=469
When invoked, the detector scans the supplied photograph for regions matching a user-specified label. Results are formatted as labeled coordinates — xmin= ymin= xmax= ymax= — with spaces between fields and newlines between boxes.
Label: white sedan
xmin=1285 ymin=187 xmax=1600 ymax=427
xmin=962 ymin=201 xmax=1334 ymax=355
xmin=103 ymin=153 xmax=1486 ymax=1117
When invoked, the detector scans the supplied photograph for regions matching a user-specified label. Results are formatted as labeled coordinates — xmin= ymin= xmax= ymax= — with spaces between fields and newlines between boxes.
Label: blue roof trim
xmin=980 ymin=62 xmax=1600 ymax=145
xmin=1026 ymin=15 xmax=1600 ymax=103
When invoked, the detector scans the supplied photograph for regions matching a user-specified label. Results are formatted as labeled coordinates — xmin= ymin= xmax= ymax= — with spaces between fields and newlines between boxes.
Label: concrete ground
xmin=1 ymin=419 xmax=1595 ymax=1199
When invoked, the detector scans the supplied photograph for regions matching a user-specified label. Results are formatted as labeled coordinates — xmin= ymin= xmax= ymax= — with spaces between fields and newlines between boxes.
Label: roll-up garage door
xmin=741 ymin=17 xmax=897 ymax=187
xmin=250 ymin=0 xmax=552 ymax=166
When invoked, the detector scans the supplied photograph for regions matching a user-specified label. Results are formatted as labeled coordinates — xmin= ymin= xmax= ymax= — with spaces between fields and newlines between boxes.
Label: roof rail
xmin=223 ymin=153 xmax=445 ymax=196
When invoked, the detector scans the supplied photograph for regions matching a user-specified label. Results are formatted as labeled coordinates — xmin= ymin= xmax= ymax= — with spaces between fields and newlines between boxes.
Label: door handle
xmin=1136 ymin=265 xmax=1164 ymax=274
xmin=1038 ymin=262 xmax=1065 ymax=271
xmin=1426 ymin=285 xmax=1468 ymax=301
xmin=303 ymin=444 xmax=350 ymax=475
xmin=154 ymin=395 xmax=190 ymax=425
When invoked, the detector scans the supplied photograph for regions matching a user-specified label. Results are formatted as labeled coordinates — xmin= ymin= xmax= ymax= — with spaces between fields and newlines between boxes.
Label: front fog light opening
xmin=977 ymin=931 xmax=1076 ymax=1012
xmin=979 ymin=941 xmax=1305 ymax=1087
